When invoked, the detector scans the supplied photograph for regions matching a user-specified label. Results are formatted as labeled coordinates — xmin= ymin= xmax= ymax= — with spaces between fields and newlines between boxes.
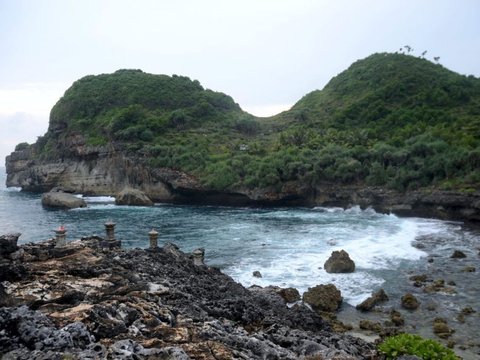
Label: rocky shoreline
xmin=5 ymin=149 xmax=480 ymax=223
xmin=1 ymin=223 xmax=479 ymax=358
xmin=0 ymin=233 xmax=378 ymax=359
xmin=335 ymin=229 xmax=480 ymax=360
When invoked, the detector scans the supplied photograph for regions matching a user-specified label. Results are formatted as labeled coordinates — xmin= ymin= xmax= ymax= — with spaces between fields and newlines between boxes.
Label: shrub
xmin=366 ymin=162 xmax=388 ymax=186
xmin=234 ymin=115 xmax=259 ymax=135
xmin=168 ymin=109 xmax=191 ymax=129
xmin=378 ymin=333 xmax=459 ymax=360
xmin=204 ymin=161 xmax=238 ymax=190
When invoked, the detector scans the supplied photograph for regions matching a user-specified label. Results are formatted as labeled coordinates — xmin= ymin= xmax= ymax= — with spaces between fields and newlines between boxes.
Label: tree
xmin=15 ymin=142 xmax=30 ymax=151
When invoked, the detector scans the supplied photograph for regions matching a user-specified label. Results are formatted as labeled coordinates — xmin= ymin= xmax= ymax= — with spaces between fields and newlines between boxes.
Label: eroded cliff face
xmin=4 ymin=137 xmax=313 ymax=206
xmin=5 ymin=144 xmax=480 ymax=222
xmin=5 ymin=133 xmax=195 ymax=202
xmin=6 ymin=147 xmax=168 ymax=199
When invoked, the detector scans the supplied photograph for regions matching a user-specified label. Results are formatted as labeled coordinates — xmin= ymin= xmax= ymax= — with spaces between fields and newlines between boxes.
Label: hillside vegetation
xmin=27 ymin=53 xmax=480 ymax=192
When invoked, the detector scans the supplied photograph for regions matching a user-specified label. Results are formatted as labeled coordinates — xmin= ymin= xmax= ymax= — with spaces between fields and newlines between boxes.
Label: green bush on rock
xmin=378 ymin=333 xmax=459 ymax=360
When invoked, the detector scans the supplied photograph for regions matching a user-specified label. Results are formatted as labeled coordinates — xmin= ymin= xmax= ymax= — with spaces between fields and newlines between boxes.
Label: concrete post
xmin=105 ymin=221 xmax=115 ymax=241
xmin=149 ymin=228 xmax=159 ymax=250
xmin=102 ymin=221 xmax=121 ymax=248
xmin=192 ymin=248 xmax=205 ymax=266
xmin=54 ymin=226 xmax=67 ymax=247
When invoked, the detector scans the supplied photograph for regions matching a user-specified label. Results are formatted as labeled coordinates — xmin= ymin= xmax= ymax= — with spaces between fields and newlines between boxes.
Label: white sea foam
xmin=5 ymin=187 xmax=21 ymax=192
xmin=73 ymin=194 xmax=116 ymax=203
xmin=338 ymin=219 xmax=426 ymax=269
xmin=71 ymin=204 xmax=152 ymax=211
xmin=82 ymin=196 xmax=116 ymax=203
xmin=313 ymin=206 xmax=345 ymax=213
xmin=224 ymin=207 xmax=427 ymax=306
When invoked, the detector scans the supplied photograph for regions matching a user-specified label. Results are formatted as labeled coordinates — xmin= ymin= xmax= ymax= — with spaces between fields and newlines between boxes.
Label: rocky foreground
xmin=0 ymin=234 xmax=378 ymax=360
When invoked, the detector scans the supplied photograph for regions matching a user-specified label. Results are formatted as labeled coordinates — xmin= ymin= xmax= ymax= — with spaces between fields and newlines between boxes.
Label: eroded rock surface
xmin=303 ymin=284 xmax=343 ymax=313
xmin=0 ymin=233 xmax=20 ymax=256
xmin=41 ymin=192 xmax=87 ymax=209
xmin=324 ymin=250 xmax=356 ymax=273
xmin=401 ymin=293 xmax=420 ymax=310
xmin=0 ymin=237 xmax=377 ymax=359
xmin=6 ymin=146 xmax=480 ymax=222
xmin=115 ymin=187 xmax=154 ymax=206
xmin=356 ymin=289 xmax=389 ymax=312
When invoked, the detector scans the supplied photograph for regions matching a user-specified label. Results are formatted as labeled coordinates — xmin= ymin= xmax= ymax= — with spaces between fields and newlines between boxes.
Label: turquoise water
xmin=0 ymin=168 xmax=477 ymax=308
xmin=4 ymin=169 xmax=480 ymax=357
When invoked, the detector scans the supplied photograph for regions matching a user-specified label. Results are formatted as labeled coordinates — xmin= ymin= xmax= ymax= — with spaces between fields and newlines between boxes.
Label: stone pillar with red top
xmin=54 ymin=225 xmax=67 ymax=247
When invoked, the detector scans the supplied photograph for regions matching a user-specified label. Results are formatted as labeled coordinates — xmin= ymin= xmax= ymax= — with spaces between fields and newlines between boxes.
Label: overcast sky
xmin=1 ymin=0 xmax=479 ymax=163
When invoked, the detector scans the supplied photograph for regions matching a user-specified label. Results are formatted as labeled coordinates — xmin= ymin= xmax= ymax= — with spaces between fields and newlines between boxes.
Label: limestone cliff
xmin=6 ymin=142 xmax=480 ymax=222
xmin=6 ymin=143 xmax=174 ymax=200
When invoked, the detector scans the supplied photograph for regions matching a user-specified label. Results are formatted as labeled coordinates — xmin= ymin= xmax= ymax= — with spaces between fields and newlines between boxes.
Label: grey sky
xmin=1 ymin=0 xmax=479 ymax=163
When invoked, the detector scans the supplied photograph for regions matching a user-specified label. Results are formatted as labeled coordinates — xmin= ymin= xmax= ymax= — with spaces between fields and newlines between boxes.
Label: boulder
xmin=432 ymin=318 xmax=454 ymax=339
xmin=409 ymin=274 xmax=428 ymax=283
xmin=277 ymin=287 xmax=301 ymax=303
xmin=461 ymin=306 xmax=476 ymax=315
xmin=0 ymin=283 xmax=12 ymax=307
xmin=390 ymin=309 xmax=404 ymax=326
xmin=303 ymin=284 xmax=342 ymax=313
xmin=252 ymin=271 xmax=262 ymax=278
xmin=324 ymin=250 xmax=355 ymax=273
xmin=249 ymin=286 xmax=301 ymax=304
xmin=401 ymin=293 xmax=420 ymax=310
xmin=0 ymin=233 xmax=20 ymax=257
xmin=359 ymin=319 xmax=383 ymax=334
xmin=115 ymin=188 xmax=154 ymax=206
xmin=450 ymin=250 xmax=466 ymax=258
xmin=356 ymin=289 xmax=389 ymax=311
xmin=41 ymin=192 xmax=87 ymax=209
xmin=423 ymin=279 xmax=456 ymax=294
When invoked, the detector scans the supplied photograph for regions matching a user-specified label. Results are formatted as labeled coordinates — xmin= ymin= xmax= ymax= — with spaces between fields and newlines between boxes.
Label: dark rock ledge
xmin=0 ymin=234 xmax=378 ymax=359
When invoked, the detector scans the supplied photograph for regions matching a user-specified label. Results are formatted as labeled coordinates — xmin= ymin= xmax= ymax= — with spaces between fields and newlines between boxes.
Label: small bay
xmin=1 ymin=167 xmax=479 ymax=358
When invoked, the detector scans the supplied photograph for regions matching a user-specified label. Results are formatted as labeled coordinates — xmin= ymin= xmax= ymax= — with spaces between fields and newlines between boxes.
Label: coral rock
xmin=303 ymin=284 xmax=343 ymax=313
xmin=324 ymin=250 xmax=355 ymax=273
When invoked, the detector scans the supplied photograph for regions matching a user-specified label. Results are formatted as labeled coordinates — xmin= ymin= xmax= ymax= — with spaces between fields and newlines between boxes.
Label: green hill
xmin=28 ymin=53 xmax=480 ymax=192
xmin=47 ymin=69 xmax=245 ymax=143
xmin=273 ymin=53 xmax=480 ymax=191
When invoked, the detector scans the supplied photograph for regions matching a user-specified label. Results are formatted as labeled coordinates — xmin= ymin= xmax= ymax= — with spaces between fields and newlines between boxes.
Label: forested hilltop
xmin=21 ymin=52 xmax=477 ymax=193
xmin=7 ymin=53 xmax=480 ymax=216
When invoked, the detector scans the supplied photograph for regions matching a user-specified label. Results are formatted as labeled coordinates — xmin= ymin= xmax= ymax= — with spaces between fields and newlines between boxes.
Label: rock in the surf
xmin=390 ymin=309 xmax=405 ymax=326
xmin=324 ymin=250 xmax=355 ymax=273
xmin=432 ymin=318 xmax=454 ymax=339
xmin=41 ymin=192 xmax=87 ymax=209
xmin=115 ymin=187 xmax=154 ymax=206
xmin=450 ymin=250 xmax=466 ymax=258
xmin=401 ymin=293 xmax=420 ymax=310
xmin=252 ymin=271 xmax=262 ymax=278
xmin=356 ymin=288 xmax=389 ymax=311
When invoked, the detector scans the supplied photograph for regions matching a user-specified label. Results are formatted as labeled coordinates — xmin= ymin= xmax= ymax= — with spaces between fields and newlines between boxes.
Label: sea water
xmin=3 ymin=168 xmax=480 ymax=357
xmin=2 ymin=167 xmax=475 ymax=307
